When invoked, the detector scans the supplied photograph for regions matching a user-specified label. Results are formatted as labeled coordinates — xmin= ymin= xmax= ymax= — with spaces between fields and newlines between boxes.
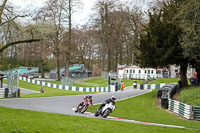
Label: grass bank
xmin=48 ymin=78 xmax=145 ymax=88
xmin=148 ymin=78 xmax=180 ymax=84
xmin=178 ymin=87 xmax=200 ymax=106
xmin=0 ymin=107 xmax=197 ymax=133
xmin=88 ymin=91 xmax=200 ymax=129
xmin=3 ymin=80 xmax=93 ymax=98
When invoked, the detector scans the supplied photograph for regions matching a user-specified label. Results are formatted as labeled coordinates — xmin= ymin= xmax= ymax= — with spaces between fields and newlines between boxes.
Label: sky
xmin=9 ymin=0 xmax=155 ymax=25
xmin=9 ymin=0 xmax=97 ymax=25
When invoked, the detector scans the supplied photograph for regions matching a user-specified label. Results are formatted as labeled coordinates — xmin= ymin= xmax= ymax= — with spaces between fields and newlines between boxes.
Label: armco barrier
xmin=19 ymin=77 xmax=112 ymax=92
xmin=194 ymin=106 xmax=200 ymax=121
xmin=138 ymin=83 xmax=166 ymax=90
xmin=168 ymin=99 xmax=192 ymax=120
xmin=0 ymin=88 xmax=5 ymax=98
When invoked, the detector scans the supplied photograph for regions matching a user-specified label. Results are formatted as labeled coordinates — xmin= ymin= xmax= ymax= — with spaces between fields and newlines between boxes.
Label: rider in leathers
xmin=97 ymin=96 xmax=116 ymax=111
xmin=75 ymin=95 xmax=93 ymax=112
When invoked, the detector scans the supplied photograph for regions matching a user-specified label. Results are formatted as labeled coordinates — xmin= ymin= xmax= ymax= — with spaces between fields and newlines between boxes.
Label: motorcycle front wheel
xmin=102 ymin=109 xmax=111 ymax=118
xmin=80 ymin=104 xmax=88 ymax=114
xmin=94 ymin=110 xmax=100 ymax=117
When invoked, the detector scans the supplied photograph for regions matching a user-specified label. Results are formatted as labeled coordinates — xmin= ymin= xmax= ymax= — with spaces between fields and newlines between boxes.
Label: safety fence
xmin=194 ymin=106 xmax=200 ymax=121
xmin=0 ymin=88 xmax=6 ymax=98
xmin=19 ymin=77 xmax=113 ymax=92
xmin=0 ymin=88 xmax=20 ymax=98
xmin=168 ymin=99 xmax=192 ymax=120
xmin=138 ymin=83 xmax=166 ymax=90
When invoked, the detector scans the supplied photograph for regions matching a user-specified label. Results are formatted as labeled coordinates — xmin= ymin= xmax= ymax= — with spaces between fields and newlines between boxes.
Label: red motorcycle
xmin=76 ymin=99 xmax=90 ymax=114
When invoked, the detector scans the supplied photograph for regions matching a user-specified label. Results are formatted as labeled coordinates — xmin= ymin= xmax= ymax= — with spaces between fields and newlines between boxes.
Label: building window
xmin=127 ymin=69 xmax=128 ymax=73
xmin=130 ymin=69 xmax=132 ymax=73
xmin=139 ymin=70 xmax=141 ymax=73
xmin=148 ymin=70 xmax=150 ymax=74
xmin=133 ymin=69 xmax=135 ymax=73
xmin=145 ymin=70 xmax=147 ymax=74
xmin=151 ymin=70 xmax=154 ymax=74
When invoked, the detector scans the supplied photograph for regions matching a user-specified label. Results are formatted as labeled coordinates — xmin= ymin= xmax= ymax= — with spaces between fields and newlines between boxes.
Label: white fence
xmin=168 ymin=99 xmax=193 ymax=119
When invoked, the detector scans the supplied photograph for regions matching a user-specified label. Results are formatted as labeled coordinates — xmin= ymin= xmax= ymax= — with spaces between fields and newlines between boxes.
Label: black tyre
xmin=102 ymin=109 xmax=111 ymax=118
xmin=95 ymin=110 xmax=100 ymax=117
xmin=78 ymin=106 xmax=82 ymax=113
xmin=80 ymin=104 xmax=88 ymax=114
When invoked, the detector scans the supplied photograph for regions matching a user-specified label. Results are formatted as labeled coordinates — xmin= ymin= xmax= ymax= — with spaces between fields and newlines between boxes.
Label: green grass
xmin=122 ymin=79 xmax=146 ymax=87
xmin=47 ymin=78 xmax=141 ymax=88
xmin=178 ymin=87 xmax=200 ymax=106
xmin=148 ymin=78 xmax=180 ymax=84
xmin=3 ymin=79 xmax=93 ymax=98
xmin=38 ymin=78 xmax=182 ymax=88
xmin=0 ymin=107 xmax=197 ymax=133
xmin=47 ymin=78 xmax=108 ymax=87
xmin=88 ymin=91 xmax=200 ymax=129
xmin=148 ymin=78 xmax=191 ymax=85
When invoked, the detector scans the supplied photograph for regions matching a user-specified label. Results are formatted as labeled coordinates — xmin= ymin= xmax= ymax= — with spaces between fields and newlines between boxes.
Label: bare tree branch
xmin=0 ymin=39 xmax=41 ymax=53
xmin=0 ymin=14 xmax=27 ymax=26
xmin=0 ymin=0 xmax=8 ymax=24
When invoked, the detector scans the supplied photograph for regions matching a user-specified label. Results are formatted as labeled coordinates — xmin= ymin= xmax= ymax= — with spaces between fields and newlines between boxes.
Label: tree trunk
xmin=101 ymin=52 xmax=105 ymax=71
xmin=107 ymin=47 xmax=111 ymax=72
xmin=119 ymin=43 xmax=123 ymax=65
xmin=56 ymin=49 xmax=60 ymax=81
xmin=39 ymin=59 xmax=45 ymax=78
xmin=65 ymin=54 xmax=70 ymax=78
xmin=64 ymin=0 xmax=71 ymax=78
xmin=180 ymin=64 xmax=188 ymax=88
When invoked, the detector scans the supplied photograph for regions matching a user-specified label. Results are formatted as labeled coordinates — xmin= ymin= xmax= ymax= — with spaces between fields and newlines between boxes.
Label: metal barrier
xmin=194 ymin=106 xmax=200 ymax=121
xmin=20 ymin=77 xmax=112 ymax=92
xmin=7 ymin=72 xmax=19 ymax=97
xmin=0 ymin=88 xmax=5 ymax=98
xmin=168 ymin=99 xmax=192 ymax=119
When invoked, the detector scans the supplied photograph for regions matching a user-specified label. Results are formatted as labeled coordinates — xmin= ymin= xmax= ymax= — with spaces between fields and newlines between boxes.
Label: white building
xmin=118 ymin=65 xmax=163 ymax=80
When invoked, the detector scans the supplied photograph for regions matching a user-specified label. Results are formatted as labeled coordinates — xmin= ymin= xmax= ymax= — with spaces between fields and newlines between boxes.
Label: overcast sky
xmin=9 ymin=0 xmax=97 ymax=25
xmin=9 ymin=0 xmax=154 ymax=25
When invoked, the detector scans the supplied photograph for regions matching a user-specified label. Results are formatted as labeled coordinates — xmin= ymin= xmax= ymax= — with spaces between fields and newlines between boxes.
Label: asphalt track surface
xmin=0 ymin=87 xmax=195 ymax=129
xmin=0 ymin=87 xmax=149 ymax=117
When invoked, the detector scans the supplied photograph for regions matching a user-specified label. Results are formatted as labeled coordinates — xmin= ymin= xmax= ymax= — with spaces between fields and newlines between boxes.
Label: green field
xmin=88 ymin=91 xmax=200 ymax=129
xmin=47 ymin=78 xmax=145 ymax=88
xmin=47 ymin=77 xmax=181 ymax=88
xmin=3 ymin=80 xmax=93 ymax=98
xmin=178 ymin=87 xmax=200 ymax=106
xmin=0 ymin=107 xmax=197 ymax=133
xmin=148 ymin=78 xmax=180 ymax=84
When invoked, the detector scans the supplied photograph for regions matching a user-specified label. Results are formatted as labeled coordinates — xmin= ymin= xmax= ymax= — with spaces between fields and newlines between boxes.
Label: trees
xmin=36 ymin=0 xmax=69 ymax=80
xmin=178 ymin=0 xmax=200 ymax=83
xmin=0 ymin=0 xmax=40 ymax=55
xmin=93 ymin=0 xmax=144 ymax=72
xmin=137 ymin=0 xmax=189 ymax=88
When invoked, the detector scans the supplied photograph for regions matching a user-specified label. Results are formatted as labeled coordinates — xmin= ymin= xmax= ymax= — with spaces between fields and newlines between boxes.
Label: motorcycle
xmin=75 ymin=100 xmax=89 ymax=114
xmin=95 ymin=102 xmax=116 ymax=118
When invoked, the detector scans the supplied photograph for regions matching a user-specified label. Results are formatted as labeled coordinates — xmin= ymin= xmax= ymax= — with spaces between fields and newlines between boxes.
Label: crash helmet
xmin=88 ymin=94 xmax=92 ymax=99
xmin=111 ymin=95 xmax=116 ymax=101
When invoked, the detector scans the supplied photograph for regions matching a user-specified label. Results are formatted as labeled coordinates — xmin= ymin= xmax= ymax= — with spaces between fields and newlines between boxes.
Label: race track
xmin=0 ymin=87 xmax=192 ymax=129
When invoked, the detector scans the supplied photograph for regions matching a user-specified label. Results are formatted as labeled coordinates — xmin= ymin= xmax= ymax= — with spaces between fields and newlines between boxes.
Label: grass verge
xmin=3 ymin=79 xmax=93 ymax=98
xmin=88 ymin=91 xmax=200 ymax=129
xmin=148 ymin=78 xmax=180 ymax=84
xmin=46 ymin=78 xmax=145 ymax=88
xmin=178 ymin=87 xmax=200 ymax=106
xmin=0 ymin=107 xmax=197 ymax=133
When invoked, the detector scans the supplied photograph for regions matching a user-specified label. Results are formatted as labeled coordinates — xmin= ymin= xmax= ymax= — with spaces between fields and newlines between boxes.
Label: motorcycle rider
xmin=97 ymin=96 xmax=116 ymax=111
xmin=75 ymin=94 xmax=93 ymax=112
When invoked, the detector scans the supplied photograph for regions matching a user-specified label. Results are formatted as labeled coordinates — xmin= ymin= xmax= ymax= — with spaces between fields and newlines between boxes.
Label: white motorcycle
xmin=95 ymin=102 xmax=116 ymax=118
